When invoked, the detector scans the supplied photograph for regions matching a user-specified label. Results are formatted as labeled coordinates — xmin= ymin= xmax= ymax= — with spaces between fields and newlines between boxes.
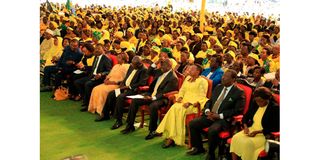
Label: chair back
xmin=236 ymin=83 xmax=253 ymax=114
xmin=273 ymin=93 xmax=280 ymax=105
xmin=108 ymin=54 xmax=118 ymax=66
xmin=175 ymin=70 xmax=185 ymax=89
xmin=147 ymin=75 xmax=154 ymax=85
xmin=201 ymin=76 xmax=213 ymax=98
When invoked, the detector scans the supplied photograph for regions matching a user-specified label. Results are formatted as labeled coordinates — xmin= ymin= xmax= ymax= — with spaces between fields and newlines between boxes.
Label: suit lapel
xmin=212 ymin=85 xmax=224 ymax=103
xmin=219 ymin=85 xmax=237 ymax=111
xmin=157 ymin=70 xmax=173 ymax=90
xmin=96 ymin=56 xmax=104 ymax=73
xmin=123 ymin=66 xmax=134 ymax=82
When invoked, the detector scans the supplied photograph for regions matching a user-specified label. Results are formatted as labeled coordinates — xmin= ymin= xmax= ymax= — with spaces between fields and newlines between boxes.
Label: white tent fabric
xmin=40 ymin=0 xmax=280 ymax=18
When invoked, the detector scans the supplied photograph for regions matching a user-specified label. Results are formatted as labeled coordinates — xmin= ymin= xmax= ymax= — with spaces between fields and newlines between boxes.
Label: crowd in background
xmin=40 ymin=2 xmax=280 ymax=160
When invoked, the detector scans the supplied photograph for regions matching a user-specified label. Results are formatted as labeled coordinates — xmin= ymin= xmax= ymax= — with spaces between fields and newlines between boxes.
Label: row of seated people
xmin=40 ymin=38 xmax=279 ymax=160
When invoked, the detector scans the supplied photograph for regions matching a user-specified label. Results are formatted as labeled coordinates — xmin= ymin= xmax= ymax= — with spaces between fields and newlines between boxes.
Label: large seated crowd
xmin=40 ymin=2 xmax=280 ymax=160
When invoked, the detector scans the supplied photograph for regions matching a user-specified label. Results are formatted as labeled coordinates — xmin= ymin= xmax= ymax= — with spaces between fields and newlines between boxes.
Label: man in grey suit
xmin=187 ymin=69 xmax=246 ymax=160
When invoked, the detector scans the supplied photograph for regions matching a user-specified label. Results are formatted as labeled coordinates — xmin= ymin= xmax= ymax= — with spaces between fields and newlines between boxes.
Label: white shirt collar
xmin=224 ymin=84 xmax=234 ymax=91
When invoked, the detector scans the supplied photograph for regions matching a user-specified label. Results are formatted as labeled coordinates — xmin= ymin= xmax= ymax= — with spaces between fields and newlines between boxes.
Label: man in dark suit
xmin=96 ymin=56 xmax=148 ymax=128
xmin=120 ymin=58 xmax=179 ymax=137
xmin=75 ymin=43 xmax=113 ymax=111
xmin=41 ymin=39 xmax=83 ymax=92
xmin=187 ymin=69 xmax=245 ymax=160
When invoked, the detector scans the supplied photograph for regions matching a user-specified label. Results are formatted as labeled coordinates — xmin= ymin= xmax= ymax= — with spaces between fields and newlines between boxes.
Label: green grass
xmin=40 ymin=92 xmax=206 ymax=160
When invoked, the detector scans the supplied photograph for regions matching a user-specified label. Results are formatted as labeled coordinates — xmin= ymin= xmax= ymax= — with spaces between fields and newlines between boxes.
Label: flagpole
xmin=200 ymin=0 xmax=206 ymax=33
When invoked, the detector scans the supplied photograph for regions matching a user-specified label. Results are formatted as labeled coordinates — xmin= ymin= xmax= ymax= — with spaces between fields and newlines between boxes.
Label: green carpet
xmin=40 ymin=92 xmax=206 ymax=160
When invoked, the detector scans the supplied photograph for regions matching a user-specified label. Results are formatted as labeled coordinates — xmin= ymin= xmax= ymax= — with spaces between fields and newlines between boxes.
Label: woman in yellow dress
xmin=156 ymin=64 xmax=209 ymax=148
xmin=88 ymin=53 xmax=130 ymax=117
xmin=230 ymin=87 xmax=280 ymax=160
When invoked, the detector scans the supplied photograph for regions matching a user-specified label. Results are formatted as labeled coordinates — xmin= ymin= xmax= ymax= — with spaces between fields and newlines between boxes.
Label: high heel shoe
xmin=161 ymin=139 xmax=175 ymax=148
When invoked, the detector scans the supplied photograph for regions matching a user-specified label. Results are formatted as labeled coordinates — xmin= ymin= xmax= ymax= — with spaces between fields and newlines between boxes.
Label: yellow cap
xmin=73 ymin=37 xmax=80 ymax=41
xmin=158 ymin=28 xmax=165 ymax=33
xmin=228 ymin=41 xmax=238 ymax=49
xmin=161 ymin=34 xmax=173 ymax=43
xmin=218 ymin=27 xmax=225 ymax=33
xmin=207 ymin=49 xmax=216 ymax=55
xmin=120 ymin=41 xmax=131 ymax=49
xmin=151 ymin=46 xmax=160 ymax=54
xmin=187 ymin=30 xmax=195 ymax=36
xmin=50 ymin=21 xmax=58 ymax=28
xmin=152 ymin=38 xmax=161 ymax=46
xmin=203 ymin=32 xmax=209 ymax=36
xmin=67 ymin=27 xmax=74 ymax=31
xmin=227 ymin=30 xmax=234 ymax=37
xmin=63 ymin=17 xmax=69 ymax=21
xmin=205 ymin=26 xmax=214 ymax=32
xmin=127 ymin=28 xmax=135 ymax=34
xmin=178 ymin=36 xmax=187 ymax=42
xmin=248 ymin=53 xmax=260 ymax=62
xmin=226 ymin=51 xmax=236 ymax=60
xmin=196 ymin=33 xmax=203 ymax=39
xmin=114 ymin=31 xmax=124 ymax=38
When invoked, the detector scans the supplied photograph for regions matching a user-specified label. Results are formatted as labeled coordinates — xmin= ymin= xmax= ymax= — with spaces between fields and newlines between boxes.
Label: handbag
xmin=53 ymin=86 xmax=69 ymax=101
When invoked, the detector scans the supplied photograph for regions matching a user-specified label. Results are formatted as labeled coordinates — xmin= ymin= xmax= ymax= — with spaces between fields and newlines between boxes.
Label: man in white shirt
xmin=77 ymin=44 xmax=113 ymax=111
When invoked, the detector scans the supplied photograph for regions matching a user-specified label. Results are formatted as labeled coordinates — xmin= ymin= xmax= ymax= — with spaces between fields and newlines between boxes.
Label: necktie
xmin=125 ymin=69 xmax=137 ymax=87
xmin=211 ymin=87 xmax=228 ymax=113
xmin=151 ymin=73 xmax=166 ymax=97
xmin=92 ymin=57 xmax=98 ymax=73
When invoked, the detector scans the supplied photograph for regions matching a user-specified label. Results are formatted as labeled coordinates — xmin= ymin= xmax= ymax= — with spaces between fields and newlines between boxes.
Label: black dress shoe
xmin=80 ymin=107 xmax=87 ymax=112
xmin=186 ymin=147 xmax=206 ymax=155
xmin=145 ymin=131 xmax=159 ymax=140
xmin=81 ymin=104 xmax=87 ymax=107
xmin=161 ymin=139 xmax=176 ymax=148
xmin=111 ymin=121 xmax=123 ymax=130
xmin=94 ymin=115 xmax=110 ymax=122
xmin=120 ymin=125 xmax=135 ymax=134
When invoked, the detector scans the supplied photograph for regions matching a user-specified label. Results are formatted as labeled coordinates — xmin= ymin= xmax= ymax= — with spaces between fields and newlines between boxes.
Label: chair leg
xmin=188 ymin=124 xmax=191 ymax=148
xmin=139 ymin=107 xmax=144 ymax=128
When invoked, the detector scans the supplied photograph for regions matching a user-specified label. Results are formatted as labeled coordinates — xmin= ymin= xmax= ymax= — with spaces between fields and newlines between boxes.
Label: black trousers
xmin=126 ymin=98 xmax=167 ymax=131
xmin=74 ymin=76 xmax=103 ymax=106
xmin=68 ymin=73 xmax=87 ymax=96
xmin=42 ymin=66 xmax=58 ymax=86
xmin=102 ymin=89 xmax=136 ymax=121
xmin=189 ymin=116 xmax=229 ymax=159
xmin=54 ymin=68 xmax=75 ymax=89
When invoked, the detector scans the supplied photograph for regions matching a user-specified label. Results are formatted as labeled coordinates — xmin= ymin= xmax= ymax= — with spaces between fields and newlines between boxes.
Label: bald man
xmin=122 ymin=58 xmax=179 ymax=139
xmin=97 ymin=56 xmax=148 ymax=126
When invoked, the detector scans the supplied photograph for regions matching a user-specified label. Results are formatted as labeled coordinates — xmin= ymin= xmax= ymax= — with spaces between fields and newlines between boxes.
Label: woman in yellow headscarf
xmin=43 ymin=36 xmax=63 ymax=66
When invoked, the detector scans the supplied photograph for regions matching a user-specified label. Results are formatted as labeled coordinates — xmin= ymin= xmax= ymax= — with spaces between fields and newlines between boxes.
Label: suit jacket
xmin=242 ymin=100 xmax=280 ymax=135
xmin=190 ymin=41 xmax=202 ymax=57
xmin=56 ymin=46 xmax=83 ymax=73
xmin=201 ymin=67 xmax=224 ymax=89
xmin=146 ymin=67 xmax=179 ymax=100
xmin=263 ymin=80 xmax=280 ymax=93
xmin=120 ymin=64 xmax=148 ymax=92
xmin=203 ymin=84 xmax=245 ymax=120
xmin=90 ymin=55 xmax=113 ymax=78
